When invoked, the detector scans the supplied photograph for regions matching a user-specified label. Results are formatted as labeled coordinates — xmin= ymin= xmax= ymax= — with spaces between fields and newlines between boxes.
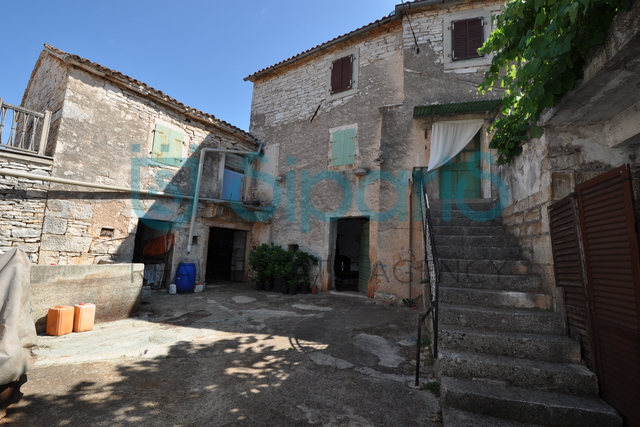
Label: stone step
xmin=434 ymin=234 xmax=518 ymax=248
xmin=433 ymin=225 xmax=507 ymax=236
xmin=440 ymin=272 xmax=542 ymax=292
xmin=437 ymin=245 xmax=521 ymax=260
xmin=439 ymin=303 xmax=566 ymax=335
xmin=439 ymin=287 xmax=552 ymax=310
xmin=439 ymin=258 xmax=531 ymax=275
xmin=441 ymin=408 xmax=548 ymax=427
xmin=440 ymin=376 xmax=622 ymax=427
xmin=437 ymin=349 xmax=598 ymax=396
xmin=431 ymin=215 xmax=502 ymax=227
xmin=438 ymin=325 xmax=582 ymax=364
xmin=429 ymin=198 xmax=496 ymax=211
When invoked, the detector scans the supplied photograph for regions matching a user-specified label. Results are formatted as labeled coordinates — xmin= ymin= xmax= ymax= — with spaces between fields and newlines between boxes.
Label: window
xmin=331 ymin=55 xmax=353 ymax=94
xmin=451 ymin=17 xmax=485 ymax=61
xmin=443 ymin=10 xmax=493 ymax=70
xmin=221 ymin=153 xmax=244 ymax=201
xmin=330 ymin=127 xmax=356 ymax=167
xmin=151 ymin=124 xmax=184 ymax=167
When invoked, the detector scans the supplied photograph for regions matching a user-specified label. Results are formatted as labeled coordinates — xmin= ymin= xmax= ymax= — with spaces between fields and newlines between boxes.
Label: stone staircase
xmin=429 ymin=200 xmax=622 ymax=427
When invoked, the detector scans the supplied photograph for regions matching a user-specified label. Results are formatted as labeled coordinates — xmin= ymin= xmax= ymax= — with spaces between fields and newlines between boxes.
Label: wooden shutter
xmin=452 ymin=17 xmax=484 ymax=61
xmin=152 ymin=124 xmax=184 ymax=167
xmin=576 ymin=165 xmax=640 ymax=426
xmin=331 ymin=128 xmax=355 ymax=167
xmin=331 ymin=55 xmax=353 ymax=94
xmin=549 ymin=195 xmax=596 ymax=370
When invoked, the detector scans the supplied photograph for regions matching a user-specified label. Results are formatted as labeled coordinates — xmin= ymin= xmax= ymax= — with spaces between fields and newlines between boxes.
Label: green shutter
xmin=331 ymin=128 xmax=356 ymax=167
xmin=343 ymin=127 xmax=355 ymax=165
xmin=151 ymin=125 xmax=184 ymax=167
xmin=331 ymin=130 xmax=345 ymax=166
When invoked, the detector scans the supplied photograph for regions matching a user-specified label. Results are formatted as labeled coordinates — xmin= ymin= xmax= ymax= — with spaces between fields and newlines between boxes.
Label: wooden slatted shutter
xmin=549 ymin=195 xmax=596 ymax=370
xmin=152 ymin=124 xmax=184 ymax=167
xmin=576 ymin=165 xmax=640 ymax=426
xmin=331 ymin=130 xmax=345 ymax=166
xmin=452 ymin=17 xmax=484 ymax=61
xmin=331 ymin=55 xmax=353 ymax=94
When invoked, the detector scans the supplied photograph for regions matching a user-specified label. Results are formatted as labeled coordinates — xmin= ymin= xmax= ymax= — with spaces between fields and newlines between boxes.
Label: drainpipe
xmin=408 ymin=172 xmax=414 ymax=301
xmin=186 ymin=143 xmax=263 ymax=253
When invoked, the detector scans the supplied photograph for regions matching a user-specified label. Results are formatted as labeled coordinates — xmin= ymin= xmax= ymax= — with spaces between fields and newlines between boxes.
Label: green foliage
xmin=479 ymin=0 xmax=627 ymax=164
xmin=420 ymin=381 xmax=440 ymax=396
xmin=248 ymin=243 xmax=318 ymax=287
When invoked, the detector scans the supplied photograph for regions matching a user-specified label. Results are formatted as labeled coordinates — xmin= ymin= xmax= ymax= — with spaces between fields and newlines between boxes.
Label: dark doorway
xmin=133 ymin=219 xmax=175 ymax=289
xmin=334 ymin=218 xmax=370 ymax=293
xmin=206 ymin=227 xmax=247 ymax=282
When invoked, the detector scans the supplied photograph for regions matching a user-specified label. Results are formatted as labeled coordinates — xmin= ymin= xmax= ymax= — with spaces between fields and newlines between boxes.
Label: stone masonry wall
xmin=250 ymin=22 xmax=403 ymax=129
xmin=0 ymin=151 xmax=52 ymax=263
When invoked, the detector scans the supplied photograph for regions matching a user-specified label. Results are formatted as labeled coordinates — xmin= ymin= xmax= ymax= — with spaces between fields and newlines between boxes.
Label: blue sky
xmin=1 ymin=0 xmax=398 ymax=132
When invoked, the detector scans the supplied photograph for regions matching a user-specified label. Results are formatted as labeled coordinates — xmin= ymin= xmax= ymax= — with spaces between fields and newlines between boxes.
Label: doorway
xmin=132 ymin=219 xmax=175 ymax=289
xmin=439 ymin=130 xmax=481 ymax=200
xmin=206 ymin=227 xmax=247 ymax=282
xmin=334 ymin=218 xmax=370 ymax=293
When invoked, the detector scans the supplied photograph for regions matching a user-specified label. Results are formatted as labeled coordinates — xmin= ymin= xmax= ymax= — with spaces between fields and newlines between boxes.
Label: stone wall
xmin=30 ymin=263 xmax=144 ymax=333
xmin=0 ymin=151 xmax=52 ymax=263
xmin=22 ymin=48 xmax=258 ymax=276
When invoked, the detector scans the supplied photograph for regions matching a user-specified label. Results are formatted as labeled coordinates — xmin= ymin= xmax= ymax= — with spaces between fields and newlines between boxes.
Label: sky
xmin=0 ymin=0 xmax=398 ymax=132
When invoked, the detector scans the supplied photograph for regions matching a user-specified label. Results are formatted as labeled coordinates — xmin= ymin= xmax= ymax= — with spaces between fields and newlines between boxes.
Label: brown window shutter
xmin=452 ymin=17 xmax=484 ymax=61
xmin=331 ymin=55 xmax=353 ymax=93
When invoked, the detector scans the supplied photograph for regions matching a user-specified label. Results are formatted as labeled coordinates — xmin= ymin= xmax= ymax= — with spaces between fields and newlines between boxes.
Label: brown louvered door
xmin=576 ymin=164 xmax=640 ymax=427
xmin=549 ymin=195 xmax=596 ymax=371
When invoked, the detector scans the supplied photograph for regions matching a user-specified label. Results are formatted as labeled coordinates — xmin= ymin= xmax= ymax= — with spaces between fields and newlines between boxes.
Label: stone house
xmin=1 ymin=44 xmax=266 ymax=287
xmin=245 ymin=0 xmax=504 ymax=301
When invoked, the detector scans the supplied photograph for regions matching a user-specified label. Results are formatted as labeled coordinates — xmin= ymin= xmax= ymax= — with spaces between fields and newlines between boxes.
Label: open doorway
xmin=334 ymin=217 xmax=370 ymax=293
xmin=206 ymin=227 xmax=247 ymax=282
xmin=133 ymin=219 xmax=175 ymax=290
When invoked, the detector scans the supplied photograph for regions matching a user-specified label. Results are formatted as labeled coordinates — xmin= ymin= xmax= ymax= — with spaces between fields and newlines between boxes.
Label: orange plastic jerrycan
xmin=46 ymin=306 xmax=74 ymax=336
xmin=73 ymin=303 xmax=96 ymax=332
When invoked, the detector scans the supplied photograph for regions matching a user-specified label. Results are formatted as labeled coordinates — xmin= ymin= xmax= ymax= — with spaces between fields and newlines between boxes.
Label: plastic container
xmin=169 ymin=284 xmax=176 ymax=295
xmin=46 ymin=306 xmax=74 ymax=336
xmin=175 ymin=263 xmax=196 ymax=293
xmin=73 ymin=303 xmax=96 ymax=332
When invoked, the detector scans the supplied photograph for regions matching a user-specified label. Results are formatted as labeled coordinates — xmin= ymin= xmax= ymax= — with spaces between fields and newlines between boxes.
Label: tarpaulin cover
xmin=142 ymin=233 xmax=175 ymax=257
xmin=0 ymin=249 xmax=37 ymax=385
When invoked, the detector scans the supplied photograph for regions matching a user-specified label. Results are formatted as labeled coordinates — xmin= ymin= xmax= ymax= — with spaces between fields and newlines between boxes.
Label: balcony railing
xmin=0 ymin=98 xmax=51 ymax=156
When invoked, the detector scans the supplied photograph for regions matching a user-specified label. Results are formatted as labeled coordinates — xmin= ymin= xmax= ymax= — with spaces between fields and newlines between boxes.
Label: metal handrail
xmin=415 ymin=169 xmax=440 ymax=386
xmin=0 ymin=98 xmax=51 ymax=156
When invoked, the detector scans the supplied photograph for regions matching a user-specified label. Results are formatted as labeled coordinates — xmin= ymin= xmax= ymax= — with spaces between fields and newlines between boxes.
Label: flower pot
xmin=299 ymin=282 xmax=311 ymax=294
xmin=273 ymin=277 xmax=286 ymax=293
xmin=289 ymin=283 xmax=300 ymax=295
xmin=256 ymin=281 xmax=265 ymax=291
xmin=311 ymin=285 xmax=318 ymax=295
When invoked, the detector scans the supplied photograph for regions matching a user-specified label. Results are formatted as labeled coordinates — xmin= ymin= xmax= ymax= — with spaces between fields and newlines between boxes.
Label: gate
xmin=549 ymin=165 xmax=640 ymax=427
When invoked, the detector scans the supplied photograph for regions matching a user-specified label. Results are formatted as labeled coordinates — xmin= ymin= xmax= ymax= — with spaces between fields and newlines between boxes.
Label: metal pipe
xmin=186 ymin=144 xmax=263 ymax=253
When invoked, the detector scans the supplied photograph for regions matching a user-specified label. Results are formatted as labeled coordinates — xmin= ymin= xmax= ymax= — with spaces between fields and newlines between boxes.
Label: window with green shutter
xmin=151 ymin=124 xmax=184 ymax=167
xmin=330 ymin=127 xmax=356 ymax=167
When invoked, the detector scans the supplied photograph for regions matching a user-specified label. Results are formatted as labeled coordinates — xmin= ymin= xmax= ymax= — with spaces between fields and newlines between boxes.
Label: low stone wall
xmin=0 ymin=151 xmax=53 ymax=263
xmin=30 ymin=263 xmax=144 ymax=333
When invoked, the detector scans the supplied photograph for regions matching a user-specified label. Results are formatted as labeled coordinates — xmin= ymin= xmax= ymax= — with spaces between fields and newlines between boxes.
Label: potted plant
xmin=249 ymin=243 xmax=270 ymax=291
xmin=267 ymin=245 xmax=293 ymax=293
xmin=293 ymin=250 xmax=318 ymax=294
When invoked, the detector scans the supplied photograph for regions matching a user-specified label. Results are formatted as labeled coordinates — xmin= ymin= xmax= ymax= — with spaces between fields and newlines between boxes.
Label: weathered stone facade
xmin=0 ymin=151 xmax=52 ymax=263
xmin=15 ymin=45 xmax=259 ymax=283
xmin=246 ymin=0 xmax=504 ymax=302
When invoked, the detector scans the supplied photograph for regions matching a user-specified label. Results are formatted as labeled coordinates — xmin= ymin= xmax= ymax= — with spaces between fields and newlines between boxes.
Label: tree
xmin=479 ymin=0 xmax=628 ymax=164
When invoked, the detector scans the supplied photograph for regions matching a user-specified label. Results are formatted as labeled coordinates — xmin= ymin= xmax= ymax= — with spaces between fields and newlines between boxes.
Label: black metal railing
xmin=0 ymin=98 xmax=51 ymax=156
xmin=415 ymin=170 xmax=440 ymax=386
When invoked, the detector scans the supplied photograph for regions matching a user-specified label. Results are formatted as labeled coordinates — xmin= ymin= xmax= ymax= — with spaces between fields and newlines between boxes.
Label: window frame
xmin=443 ymin=9 xmax=494 ymax=71
xmin=326 ymin=48 xmax=359 ymax=101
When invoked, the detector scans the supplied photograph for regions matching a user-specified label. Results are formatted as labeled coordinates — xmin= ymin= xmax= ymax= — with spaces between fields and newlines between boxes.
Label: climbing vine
xmin=479 ymin=0 xmax=628 ymax=164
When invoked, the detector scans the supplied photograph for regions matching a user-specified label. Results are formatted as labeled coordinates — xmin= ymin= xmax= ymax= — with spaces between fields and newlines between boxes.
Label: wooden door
xmin=439 ymin=131 xmax=481 ymax=200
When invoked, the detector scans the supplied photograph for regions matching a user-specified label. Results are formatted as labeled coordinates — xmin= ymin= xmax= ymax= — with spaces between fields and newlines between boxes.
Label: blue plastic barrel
xmin=175 ymin=263 xmax=196 ymax=293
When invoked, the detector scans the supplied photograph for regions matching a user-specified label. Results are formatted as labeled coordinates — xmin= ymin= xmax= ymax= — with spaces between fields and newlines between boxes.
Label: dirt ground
xmin=3 ymin=282 xmax=440 ymax=426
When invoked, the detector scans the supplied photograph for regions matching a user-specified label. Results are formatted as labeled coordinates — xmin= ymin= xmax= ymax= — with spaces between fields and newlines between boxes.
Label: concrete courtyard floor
xmin=3 ymin=282 xmax=441 ymax=426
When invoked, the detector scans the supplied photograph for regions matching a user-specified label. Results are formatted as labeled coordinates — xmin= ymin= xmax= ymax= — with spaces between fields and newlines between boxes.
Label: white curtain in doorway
xmin=427 ymin=119 xmax=484 ymax=172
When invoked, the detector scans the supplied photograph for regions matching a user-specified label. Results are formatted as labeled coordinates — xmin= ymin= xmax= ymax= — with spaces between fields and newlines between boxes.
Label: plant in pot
xmin=294 ymin=250 xmax=319 ymax=295
xmin=248 ymin=243 xmax=271 ymax=291
xmin=271 ymin=245 xmax=294 ymax=293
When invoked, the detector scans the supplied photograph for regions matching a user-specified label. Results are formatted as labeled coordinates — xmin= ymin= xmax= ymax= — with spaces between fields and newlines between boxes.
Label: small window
xmin=100 ymin=228 xmax=115 ymax=238
xmin=452 ymin=17 xmax=485 ymax=61
xmin=221 ymin=154 xmax=244 ymax=201
xmin=330 ymin=128 xmax=356 ymax=167
xmin=151 ymin=124 xmax=184 ymax=167
xmin=331 ymin=55 xmax=353 ymax=94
